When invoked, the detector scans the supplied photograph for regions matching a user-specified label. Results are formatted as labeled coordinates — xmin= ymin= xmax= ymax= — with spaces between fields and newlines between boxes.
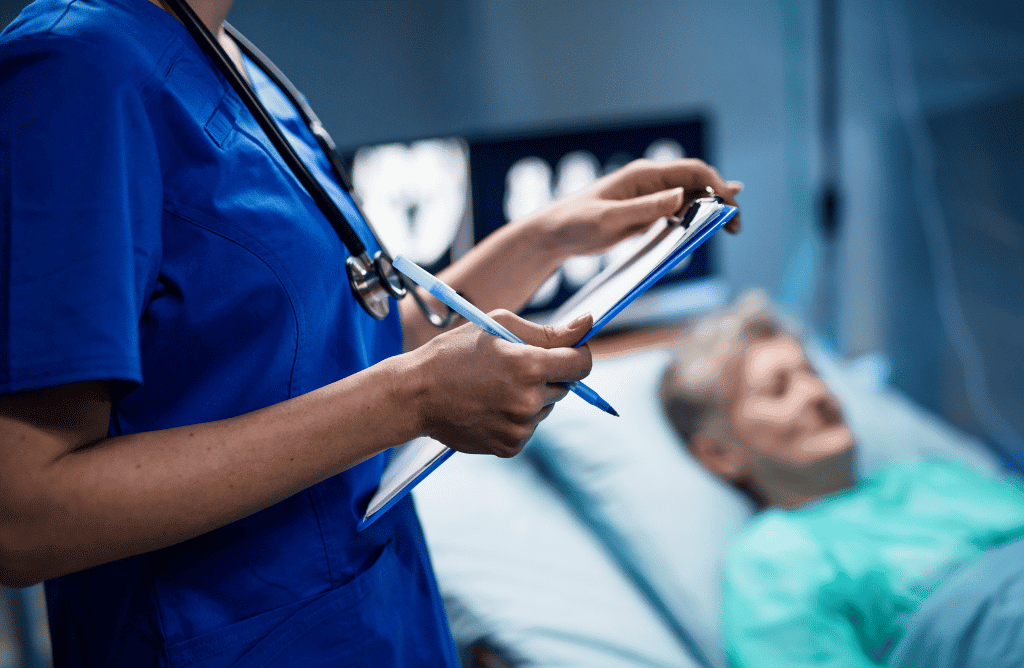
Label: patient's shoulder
xmin=870 ymin=457 xmax=1024 ymax=501
xmin=727 ymin=511 xmax=819 ymax=568
xmin=723 ymin=511 xmax=838 ymax=598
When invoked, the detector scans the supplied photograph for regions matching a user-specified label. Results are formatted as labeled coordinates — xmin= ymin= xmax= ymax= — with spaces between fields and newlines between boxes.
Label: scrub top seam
xmin=219 ymin=91 xmax=358 ymax=261
xmin=231 ymin=118 xmax=327 ymax=216
xmin=36 ymin=0 xmax=74 ymax=34
xmin=139 ymin=40 xmax=187 ymax=103
xmin=140 ymin=551 xmax=174 ymax=668
xmin=0 ymin=31 xmax=180 ymax=117
xmin=161 ymin=204 xmax=303 ymax=399
xmin=237 ymin=56 xmax=352 ymax=591
xmin=240 ymin=64 xmax=379 ymax=264
xmin=0 ymin=32 xmax=121 ymax=61
xmin=306 ymin=487 xmax=337 ymax=588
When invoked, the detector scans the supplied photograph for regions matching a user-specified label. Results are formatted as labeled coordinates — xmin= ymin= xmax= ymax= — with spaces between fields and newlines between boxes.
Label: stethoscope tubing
xmin=160 ymin=0 xmax=469 ymax=325
xmin=223 ymin=23 xmax=356 ymax=197
xmin=163 ymin=0 xmax=370 ymax=260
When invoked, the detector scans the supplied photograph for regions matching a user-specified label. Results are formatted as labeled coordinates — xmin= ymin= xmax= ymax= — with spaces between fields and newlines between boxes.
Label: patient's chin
xmin=805 ymin=425 xmax=856 ymax=458
xmin=783 ymin=431 xmax=857 ymax=486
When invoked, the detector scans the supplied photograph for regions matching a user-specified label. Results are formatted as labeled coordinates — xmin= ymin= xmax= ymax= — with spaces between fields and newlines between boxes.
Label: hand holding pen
xmin=395 ymin=256 xmax=618 ymax=420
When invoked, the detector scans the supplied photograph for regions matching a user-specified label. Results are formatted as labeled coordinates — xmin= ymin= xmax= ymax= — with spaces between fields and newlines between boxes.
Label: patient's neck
xmin=756 ymin=450 xmax=857 ymax=510
xmin=764 ymin=485 xmax=842 ymax=510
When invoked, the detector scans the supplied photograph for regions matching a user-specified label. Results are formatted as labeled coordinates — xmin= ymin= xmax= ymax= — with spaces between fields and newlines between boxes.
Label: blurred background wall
xmin=1 ymin=1 xmax=1021 ymax=666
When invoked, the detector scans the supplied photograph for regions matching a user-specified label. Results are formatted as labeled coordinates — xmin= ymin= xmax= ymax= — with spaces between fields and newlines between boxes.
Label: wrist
xmin=508 ymin=209 xmax=569 ymax=276
xmin=386 ymin=349 xmax=433 ymax=442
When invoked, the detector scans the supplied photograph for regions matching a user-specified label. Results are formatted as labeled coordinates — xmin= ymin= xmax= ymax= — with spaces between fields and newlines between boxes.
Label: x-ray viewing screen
xmin=349 ymin=116 xmax=725 ymax=329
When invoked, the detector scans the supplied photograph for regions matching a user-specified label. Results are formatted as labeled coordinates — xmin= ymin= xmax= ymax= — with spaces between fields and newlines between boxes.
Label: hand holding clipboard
xmin=358 ymin=192 xmax=736 ymax=530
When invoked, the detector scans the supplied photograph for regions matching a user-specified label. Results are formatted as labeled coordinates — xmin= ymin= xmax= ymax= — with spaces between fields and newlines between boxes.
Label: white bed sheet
xmin=414 ymin=450 xmax=702 ymax=668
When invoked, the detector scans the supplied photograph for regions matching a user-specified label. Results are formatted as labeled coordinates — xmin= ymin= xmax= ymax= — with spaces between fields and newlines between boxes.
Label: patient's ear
xmin=689 ymin=432 xmax=744 ymax=482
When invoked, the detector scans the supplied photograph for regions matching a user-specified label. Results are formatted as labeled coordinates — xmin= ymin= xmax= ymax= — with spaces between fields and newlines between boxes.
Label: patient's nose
xmin=793 ymin=374 xmax=839 ymax=426
xmin=815 ymin=393 xmax=843 ymax=426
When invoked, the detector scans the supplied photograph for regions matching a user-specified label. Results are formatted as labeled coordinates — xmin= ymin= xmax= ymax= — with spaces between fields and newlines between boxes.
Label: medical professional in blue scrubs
xmin=0 ymin=0 xmax=742 ymax=665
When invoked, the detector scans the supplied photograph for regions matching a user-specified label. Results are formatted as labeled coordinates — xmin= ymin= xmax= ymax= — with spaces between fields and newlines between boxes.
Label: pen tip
xmin=609 ymin=407 xmax=620 ymax=417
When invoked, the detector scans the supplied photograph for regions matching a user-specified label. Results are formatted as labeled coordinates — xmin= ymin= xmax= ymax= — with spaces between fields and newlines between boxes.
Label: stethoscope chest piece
xmin=346 ymin=251 xmax=407 ymax=320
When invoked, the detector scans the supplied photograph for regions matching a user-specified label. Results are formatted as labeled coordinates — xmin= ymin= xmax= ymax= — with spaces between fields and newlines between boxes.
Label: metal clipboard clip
xmin=668 ymin=186 xmax=725 ymax=229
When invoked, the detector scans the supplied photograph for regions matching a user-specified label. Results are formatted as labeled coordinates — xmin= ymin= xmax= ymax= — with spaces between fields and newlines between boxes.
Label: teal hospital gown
xmin=722 ymin=459 xmax=1024 ymax=668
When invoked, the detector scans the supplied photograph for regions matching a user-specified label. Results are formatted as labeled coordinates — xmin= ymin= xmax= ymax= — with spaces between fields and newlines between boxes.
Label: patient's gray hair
xmin=661 ymin=289 xmax=797 ymax=445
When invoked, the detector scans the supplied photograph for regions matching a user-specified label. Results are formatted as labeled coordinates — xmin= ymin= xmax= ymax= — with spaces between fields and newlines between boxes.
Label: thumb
xmin=495 ymin=311 xmax=593 ymax=349
xmin=547 ymin=312 xmax=594 ymax=348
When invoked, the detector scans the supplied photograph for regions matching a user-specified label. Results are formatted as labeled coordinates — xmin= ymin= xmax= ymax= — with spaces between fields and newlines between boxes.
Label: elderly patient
xmin=660 ymin=292 xmax=1024 ymax=668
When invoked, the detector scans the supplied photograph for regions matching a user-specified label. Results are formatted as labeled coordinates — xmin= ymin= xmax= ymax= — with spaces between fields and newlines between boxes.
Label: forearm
xmin=401 ymin=216 xmax=564 ymax=349
xmin=0 ymin=356 xmax=421 ymax=586
xmin=398 ymin=156 xmax=739 ymax=348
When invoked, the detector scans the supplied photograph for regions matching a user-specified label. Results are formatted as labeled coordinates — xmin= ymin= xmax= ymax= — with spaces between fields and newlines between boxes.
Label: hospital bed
xmin=413 ymin=329 xmax=1005 ymax=668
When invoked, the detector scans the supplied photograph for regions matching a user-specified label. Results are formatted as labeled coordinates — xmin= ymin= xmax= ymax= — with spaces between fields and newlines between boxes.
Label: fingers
xmin=505 ymin=383 xmax=569 ymax=425
xmin=413 ymin=312 xmax=591 ymax=459
xmin=656 ymin=160 xmax=742 ymax=232
xmin=722 ymin=181 xmax=744 ymax=233
xmin=596 ymin=187 xmax=685 ymax=242
xmin=606 ymin=158 xmax=724 ymax=197
xmin=604 ymin=158 xmax=744 ymax=233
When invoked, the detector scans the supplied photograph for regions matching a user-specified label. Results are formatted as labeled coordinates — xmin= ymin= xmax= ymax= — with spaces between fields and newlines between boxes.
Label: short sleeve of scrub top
xmin=0 ymin=1 xmax=457 ymax=666
xmin=0 ymin=12 xmax=161 ymax=393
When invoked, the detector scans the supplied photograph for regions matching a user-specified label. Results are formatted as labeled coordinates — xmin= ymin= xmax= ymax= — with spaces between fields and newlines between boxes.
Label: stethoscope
xmin=162 ymin=0 xmax=455 ymax=326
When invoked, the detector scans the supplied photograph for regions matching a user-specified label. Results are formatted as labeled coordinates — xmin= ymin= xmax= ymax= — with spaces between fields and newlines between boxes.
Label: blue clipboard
xmin=358 ymin=446 xmax=454 ymax=531
xmin=573 ymin=203 xmax=737 ymax=347
xmin=359 ymin=202 xmax=735 ymax=530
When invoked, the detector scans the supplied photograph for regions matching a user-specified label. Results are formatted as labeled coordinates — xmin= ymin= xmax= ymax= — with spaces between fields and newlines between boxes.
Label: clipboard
xmin=546 ymin=197 xmax=737 ymax=345
xmin=357 ymin=438 xmax=454 ymax=531
xmin=358 ymin=197 xmax=736 ymax=530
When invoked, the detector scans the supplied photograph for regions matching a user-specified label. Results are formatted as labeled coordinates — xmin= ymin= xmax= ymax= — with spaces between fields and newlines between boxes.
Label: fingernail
xmin=569 ymin=313 xmax=592 ymax=327
xmin=728 ymin=180 xmax=744 ymax=192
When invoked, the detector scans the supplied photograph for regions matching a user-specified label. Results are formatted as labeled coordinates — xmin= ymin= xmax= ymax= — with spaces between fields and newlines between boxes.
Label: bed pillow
xmin=528 ymin=349 xmax=745 ymax=668
xmin=528 ymin=343 xmax=1004 ymax=668
xmin=413 ymin=448 xmax=704 ymax=668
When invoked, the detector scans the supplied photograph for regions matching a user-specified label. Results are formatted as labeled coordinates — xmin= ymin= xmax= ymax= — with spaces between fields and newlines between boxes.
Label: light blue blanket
xmin=888 ymin=537 xmax=1024 ymax=668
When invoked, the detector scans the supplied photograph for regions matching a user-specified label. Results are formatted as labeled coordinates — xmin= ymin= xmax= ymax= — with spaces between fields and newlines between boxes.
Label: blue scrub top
xmin=0 ymin=1 xmax=458 ymax=665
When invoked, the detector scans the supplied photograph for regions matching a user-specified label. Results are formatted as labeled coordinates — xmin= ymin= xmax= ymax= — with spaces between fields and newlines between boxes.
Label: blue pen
xmin=393 ymin=255 xmax=619 ymax=417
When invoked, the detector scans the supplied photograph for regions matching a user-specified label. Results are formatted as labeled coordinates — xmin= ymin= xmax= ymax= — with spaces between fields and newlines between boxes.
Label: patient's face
xmin=726 ymin=335 xmax=855 ymax=502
